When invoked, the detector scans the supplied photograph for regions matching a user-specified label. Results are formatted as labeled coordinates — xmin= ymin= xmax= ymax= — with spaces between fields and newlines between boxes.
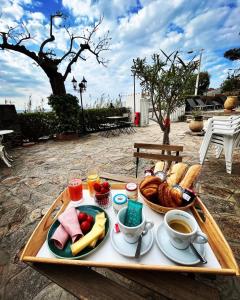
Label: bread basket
xmin=139 ymin=188 xmax=196 ymax=214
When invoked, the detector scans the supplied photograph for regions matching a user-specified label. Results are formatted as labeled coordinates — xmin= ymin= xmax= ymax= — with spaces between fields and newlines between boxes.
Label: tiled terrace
xmin=0 ymin=120 xmax=240 ymax=299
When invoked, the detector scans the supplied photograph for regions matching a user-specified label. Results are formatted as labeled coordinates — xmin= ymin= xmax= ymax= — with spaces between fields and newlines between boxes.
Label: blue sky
xmin=0 ymin=0 xmax=239 ymax=110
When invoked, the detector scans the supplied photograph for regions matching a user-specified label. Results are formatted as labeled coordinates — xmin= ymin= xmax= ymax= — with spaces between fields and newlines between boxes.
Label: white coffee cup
xmin=117 ymin=207 xmax=153 ymax=243
xmin=164 ymin=209 xmax=208 ymax=250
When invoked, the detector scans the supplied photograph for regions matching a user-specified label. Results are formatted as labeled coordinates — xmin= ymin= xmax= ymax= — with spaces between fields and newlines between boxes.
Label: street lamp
xmin=71 ymin=76 xmax=87 ymax=134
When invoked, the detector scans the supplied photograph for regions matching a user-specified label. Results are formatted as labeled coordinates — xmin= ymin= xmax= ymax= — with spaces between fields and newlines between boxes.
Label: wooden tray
xmin=20 ymin=183 xmax=239 ymax=275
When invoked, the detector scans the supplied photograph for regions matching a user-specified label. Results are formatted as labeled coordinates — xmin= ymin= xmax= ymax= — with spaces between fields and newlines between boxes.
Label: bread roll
xmin=179 ymin=164 xmax=202 ymax=189
xmin=154 ymin=161 xmax=165 ymax=173
xmin=158 ymin=182 xmax=168 ymax=206
xmin=167 ymin=163 xmax=188 ymax=186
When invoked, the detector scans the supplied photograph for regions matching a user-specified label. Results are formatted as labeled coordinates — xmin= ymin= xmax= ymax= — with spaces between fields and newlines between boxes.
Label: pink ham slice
xmin=58 ymin=207 xmax=83 ymax=243
xmin=51 ymin=224 xmax=69 ymax=250
xmin=51 ymin=207 xmax=83 ymax=250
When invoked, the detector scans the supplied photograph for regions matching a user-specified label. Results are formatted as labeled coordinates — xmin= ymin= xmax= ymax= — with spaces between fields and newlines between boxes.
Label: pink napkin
xmin=51 ymin=207 xmax=83 ymax=249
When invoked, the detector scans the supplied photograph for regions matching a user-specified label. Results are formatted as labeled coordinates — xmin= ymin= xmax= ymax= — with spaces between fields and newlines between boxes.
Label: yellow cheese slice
xmin=89 ymin=216 xmax=106 ymax=248
xmin=71 ymin=215 xmax=106 ymax=255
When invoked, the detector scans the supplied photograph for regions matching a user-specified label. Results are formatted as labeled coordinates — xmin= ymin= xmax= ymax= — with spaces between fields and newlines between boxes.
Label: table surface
xmin=0 ymin=129 xmax=14 ymax=135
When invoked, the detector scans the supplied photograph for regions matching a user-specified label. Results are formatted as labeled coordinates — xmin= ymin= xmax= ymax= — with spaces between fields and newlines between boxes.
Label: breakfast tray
xmin=21 ymin=183 xmax=239 ymax=275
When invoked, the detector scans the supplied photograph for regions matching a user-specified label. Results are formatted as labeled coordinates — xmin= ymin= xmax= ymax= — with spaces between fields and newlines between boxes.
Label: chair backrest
xmin=186 ymin=99 xmax=197 ymax=109
xmin=211 ymin=116 xmax=240 ymax=135
xmin=133 ymin=143 xmax=183 ymax=177
xmin=195 ymin=99 xmax=206 ymax=106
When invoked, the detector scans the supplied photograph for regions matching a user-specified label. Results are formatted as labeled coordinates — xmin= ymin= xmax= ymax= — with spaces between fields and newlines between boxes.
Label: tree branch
xmin=39 ymin=12 xmax=63 ymax=57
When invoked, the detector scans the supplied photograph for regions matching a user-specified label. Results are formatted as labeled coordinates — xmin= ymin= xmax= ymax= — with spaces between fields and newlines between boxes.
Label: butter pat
xmin=71 ymin=213 xmax=106 ymax=255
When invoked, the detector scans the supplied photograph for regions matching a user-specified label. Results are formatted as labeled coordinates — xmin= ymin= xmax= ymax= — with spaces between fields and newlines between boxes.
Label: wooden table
xmin=31 ymin=262 xmax=220 ymax=300
xmin=0 ymin=129 xmax=14 ymax=167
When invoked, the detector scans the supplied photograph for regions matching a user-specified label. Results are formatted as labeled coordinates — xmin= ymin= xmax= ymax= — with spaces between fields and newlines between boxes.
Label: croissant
xmin=139 ymin=176 xmax=163 ymax=190
xmin=169 ymin=186 xmax=183 ymax=207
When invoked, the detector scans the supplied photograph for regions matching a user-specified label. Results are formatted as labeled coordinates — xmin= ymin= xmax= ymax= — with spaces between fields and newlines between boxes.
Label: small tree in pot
xmin=132 ymin=50 xmax=197 ymax=144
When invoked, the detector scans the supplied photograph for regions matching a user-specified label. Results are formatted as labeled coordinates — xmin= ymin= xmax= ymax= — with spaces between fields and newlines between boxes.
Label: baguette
xmin=179 ymin=164 xmax=202 ymax=189
xmin=167 ymin=163 xmax=188 ymax=186
xmin=154 ymin=161 xmax=165 ymax=173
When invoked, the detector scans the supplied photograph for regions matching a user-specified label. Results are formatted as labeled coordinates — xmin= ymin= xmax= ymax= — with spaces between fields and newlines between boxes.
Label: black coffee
xmin=168 ymin=219 xmax=192 ymax=234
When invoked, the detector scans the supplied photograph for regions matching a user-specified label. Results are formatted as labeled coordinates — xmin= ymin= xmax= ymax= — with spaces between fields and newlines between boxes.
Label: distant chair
xmin=199 ymin=116 xmax=240 ymax=174
xmin=186 ymin=98 xmax=202 ymax=111
xmin=195 ymin=99 xmax=215 ymax=110
xmin=119 ymin=113 xmax=135 ymax=134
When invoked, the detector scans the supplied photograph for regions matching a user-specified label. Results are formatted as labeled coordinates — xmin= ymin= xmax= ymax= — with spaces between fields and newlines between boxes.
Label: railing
xmin=149 ymin=105 xmax=186 ymax=122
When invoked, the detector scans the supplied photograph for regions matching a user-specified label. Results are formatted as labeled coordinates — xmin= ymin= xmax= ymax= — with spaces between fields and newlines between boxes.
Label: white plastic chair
xmin=199 ymin=116 xmax=240 ymax=174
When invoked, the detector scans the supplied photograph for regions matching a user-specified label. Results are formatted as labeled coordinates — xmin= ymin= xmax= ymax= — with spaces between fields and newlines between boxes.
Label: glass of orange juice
xmin=87 ymin=168 xmax=100 ymax=197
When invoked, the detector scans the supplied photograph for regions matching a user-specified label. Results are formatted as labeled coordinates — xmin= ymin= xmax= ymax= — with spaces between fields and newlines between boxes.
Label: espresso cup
xmin=164 ymin=209 xmax=208 ymax=250
xmin=117 ymin=207 xmax=153 ymax=243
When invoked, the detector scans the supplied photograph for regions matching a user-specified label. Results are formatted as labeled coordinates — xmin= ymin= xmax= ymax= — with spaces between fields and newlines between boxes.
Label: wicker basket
xmin=139 ymin=189 xmax=196 ymax=214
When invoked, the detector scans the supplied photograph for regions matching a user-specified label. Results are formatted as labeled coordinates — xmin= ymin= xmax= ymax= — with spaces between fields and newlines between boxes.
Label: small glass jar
xmin=125 ymin=182 xmax=138 ymax=200
xmin=112 ymin=194 xmax=128 ymax=214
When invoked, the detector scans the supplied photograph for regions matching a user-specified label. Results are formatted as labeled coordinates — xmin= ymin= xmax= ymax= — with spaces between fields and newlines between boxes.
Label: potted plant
xmin=48 ymin=94 xmax=80 ymax=140
xmin=189 ymin=109 xmax=204 ymax=132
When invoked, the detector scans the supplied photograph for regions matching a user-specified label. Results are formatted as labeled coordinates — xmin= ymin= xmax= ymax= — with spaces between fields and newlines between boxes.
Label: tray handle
xmin=21 ymin=189 xmax=70 ymax=259
xmin=191 ymin=197 xmax=239 ymax=275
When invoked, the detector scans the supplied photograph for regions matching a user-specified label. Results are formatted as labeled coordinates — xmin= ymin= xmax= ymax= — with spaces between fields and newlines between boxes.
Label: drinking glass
xmin=87 ymin=168 xmax=100 ymax=197
xmin=68 ymin=170 xmax=83 ymax=205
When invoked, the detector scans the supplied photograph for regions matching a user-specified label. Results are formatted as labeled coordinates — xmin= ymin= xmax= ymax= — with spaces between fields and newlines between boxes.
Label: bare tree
xmin=0 ymin=13 xmax=111 ymax=96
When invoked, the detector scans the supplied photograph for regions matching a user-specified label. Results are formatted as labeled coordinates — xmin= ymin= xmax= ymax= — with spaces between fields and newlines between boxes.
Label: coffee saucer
xmin=155 ymin=223 xmax=206 ymax=265
xmin=110 ymin=228 xmax=153 ymax=258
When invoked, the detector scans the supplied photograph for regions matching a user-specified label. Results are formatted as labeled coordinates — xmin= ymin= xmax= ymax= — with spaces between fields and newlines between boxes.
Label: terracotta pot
xmin=224 ymin=96 xmax=238 ymax=110
xmin=189 ymin=119 xmax=203 ymax=132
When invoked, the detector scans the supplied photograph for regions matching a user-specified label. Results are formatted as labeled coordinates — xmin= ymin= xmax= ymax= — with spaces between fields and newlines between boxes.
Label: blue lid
xmin=113 ymin=194 xmax=128 ymax=205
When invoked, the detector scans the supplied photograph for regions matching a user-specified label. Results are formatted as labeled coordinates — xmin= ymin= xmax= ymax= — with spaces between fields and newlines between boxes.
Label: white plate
xmin=110 ymin=228 xmax=153 ymax=258
xmin=155 ymin=223 xmax=206 ymax=265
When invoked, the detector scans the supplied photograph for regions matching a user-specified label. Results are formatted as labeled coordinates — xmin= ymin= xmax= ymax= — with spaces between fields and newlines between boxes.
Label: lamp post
xmin=72 ymin=76 xmax=87 ymax=134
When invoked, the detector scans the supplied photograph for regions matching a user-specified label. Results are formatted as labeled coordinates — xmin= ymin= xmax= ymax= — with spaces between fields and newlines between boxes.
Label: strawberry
xmin=78 ymin=212 xmax=87 ymax=223
xmin=86 ymin=215 xmax=94 ymax=224
xmin=94 ymin=182 xmax=101 ymax=192
xmin=80 ymin=221 xmax=92 ymax=234
xmin=102 ymin=181 xmax=110 ymax=190
xmin=100 ymin=187 xmax=109 ymax=194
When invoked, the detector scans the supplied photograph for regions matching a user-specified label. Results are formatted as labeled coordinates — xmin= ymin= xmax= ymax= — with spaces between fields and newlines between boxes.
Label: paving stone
xmin=0 ymin=249 xmax=10 ymax=266
xmin=4 ymin=267 xmax=50 ymax=300
xmin=200 ymin=195 xmax=237 ymax=215
xmin=33 ymin=283 xmax=77 ymax=300
xmin=214 ymin=215 xmax=240 ymax=243
xmin=1 ymin=176 xmax=22 ymax=186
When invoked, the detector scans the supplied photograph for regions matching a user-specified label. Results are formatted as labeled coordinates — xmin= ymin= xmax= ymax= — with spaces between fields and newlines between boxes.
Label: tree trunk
xmin=163 ymin=127 xmax=170 ymax=144
xmin=49 ymin=72 xmax=66 ymax=95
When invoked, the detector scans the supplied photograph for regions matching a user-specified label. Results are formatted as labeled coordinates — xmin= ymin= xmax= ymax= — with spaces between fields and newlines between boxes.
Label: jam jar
xmin=125 ymin=182 xmax=138 ymax=200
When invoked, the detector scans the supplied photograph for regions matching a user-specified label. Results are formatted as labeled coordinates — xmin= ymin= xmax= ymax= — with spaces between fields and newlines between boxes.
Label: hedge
xmin=18 ymin=107 xmax=130 ymax=141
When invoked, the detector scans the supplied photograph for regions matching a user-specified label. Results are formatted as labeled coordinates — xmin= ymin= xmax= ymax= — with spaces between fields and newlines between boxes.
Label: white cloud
xmin=0 ymin=0 xmax=240 ymax=110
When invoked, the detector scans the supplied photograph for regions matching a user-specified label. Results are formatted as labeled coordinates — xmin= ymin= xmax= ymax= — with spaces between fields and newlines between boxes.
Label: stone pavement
xmin=0 ymin=120 xmax=239 ymax=300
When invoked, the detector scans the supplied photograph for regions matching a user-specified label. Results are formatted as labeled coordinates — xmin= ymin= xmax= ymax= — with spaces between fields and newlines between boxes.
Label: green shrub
xmin=18 ymin=107 xmax=130 ymax=141
xmin=48 ymin=94 xmax=80 ymax=133
xmin=18 ymin=112 xmax=57 ymax=142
